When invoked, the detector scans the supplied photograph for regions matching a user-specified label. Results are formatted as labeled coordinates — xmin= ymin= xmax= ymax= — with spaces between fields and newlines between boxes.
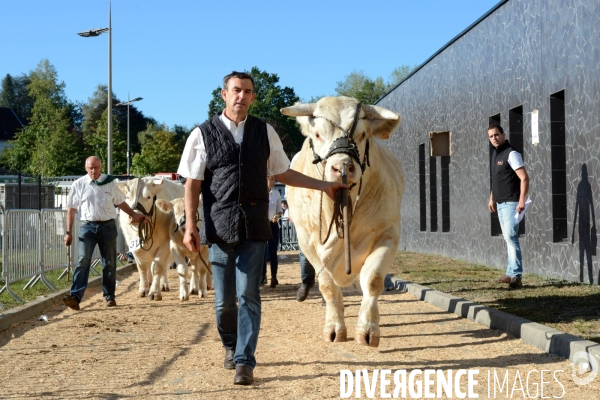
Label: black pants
xmin=262 ymin=222 xmax=280 ymax=278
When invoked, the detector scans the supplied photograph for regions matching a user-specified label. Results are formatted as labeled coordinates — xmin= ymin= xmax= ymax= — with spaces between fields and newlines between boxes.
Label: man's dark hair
xmin=488 ymin=124 xmax=504 ymax=134
xmin=223 ymin=71 xmax=255 ymax=91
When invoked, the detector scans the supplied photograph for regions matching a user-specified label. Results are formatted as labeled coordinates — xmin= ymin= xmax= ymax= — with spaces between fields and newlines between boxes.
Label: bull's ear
xmin=361 ymin=104 xmax=401 ymax=140
xmin=155 ymin=199 xmax=172 ymax=213
xmin=281 ymin=103 xmax=316 ymax=117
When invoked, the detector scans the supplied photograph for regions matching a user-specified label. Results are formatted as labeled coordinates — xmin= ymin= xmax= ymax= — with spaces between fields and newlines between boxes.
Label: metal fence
xmin=0 ymin=208 xmax=130 ymax=307
xmin=279 ymin=218 xmax=299 ymax=251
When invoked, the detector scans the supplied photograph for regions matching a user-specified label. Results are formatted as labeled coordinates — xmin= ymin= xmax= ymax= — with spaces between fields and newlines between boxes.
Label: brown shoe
xmin=494 ymin=275 xmax=512 ymax=284
xmin=224 ymin=348 xmax=235 ymax=370
xmin=233 ymin=365 xmax=254 ymax=385
xmin=270 ymin=277 xmax=278 ymax=288
xmin=296 ymin=283 xmax=315 ymax=302
xmin=106 ymin=299 xmax=117 ymax=307
xmin=63 ymin=295 xmax=80 ymax=310
xmin=509 ymin=277 xmax=522 ymax=289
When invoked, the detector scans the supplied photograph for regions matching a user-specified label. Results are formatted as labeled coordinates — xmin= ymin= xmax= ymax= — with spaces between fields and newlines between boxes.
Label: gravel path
xmin=0 ymin=252 xmax=598 ymax=399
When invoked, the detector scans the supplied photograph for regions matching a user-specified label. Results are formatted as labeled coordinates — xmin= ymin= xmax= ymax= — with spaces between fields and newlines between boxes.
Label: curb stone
xmin=384 ymin=274 xmax=600 ymax=371
xmin=0 ymin=262 xmax=137 ymax=334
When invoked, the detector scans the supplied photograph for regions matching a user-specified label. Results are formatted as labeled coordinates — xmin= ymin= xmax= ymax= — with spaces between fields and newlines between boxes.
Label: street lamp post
xmin=115 ymin=95 xmax=143 ymax=175
xmin=78 ymin=2 xmax=113 ymax=174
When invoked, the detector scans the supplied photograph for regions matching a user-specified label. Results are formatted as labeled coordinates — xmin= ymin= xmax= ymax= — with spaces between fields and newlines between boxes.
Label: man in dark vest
xmin=177 ymin=71 xmax=345 ymax=385
xmin=488 ymin=124 xmax=530 ymax=289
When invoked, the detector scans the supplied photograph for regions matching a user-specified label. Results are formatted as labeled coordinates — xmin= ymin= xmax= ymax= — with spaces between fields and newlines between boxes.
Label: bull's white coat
xmin=117 ymin=177 xmax=184 ymax=300
xmin=283 ymin=97 xmax=404 ymax=347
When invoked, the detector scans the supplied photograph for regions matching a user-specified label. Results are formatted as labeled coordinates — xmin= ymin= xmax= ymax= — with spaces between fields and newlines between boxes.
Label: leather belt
xmin=83 ymin=220 xmax=113 ymax=225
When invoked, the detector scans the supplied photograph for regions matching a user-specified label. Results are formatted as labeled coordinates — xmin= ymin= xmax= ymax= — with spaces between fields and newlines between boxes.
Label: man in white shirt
xmin=178 ymin=71 xmax=346 ymax=386
xmin=262 ymin=175 xmax=283 ymax=287
xmin=63 ymin=156 xmax=145 ymax=310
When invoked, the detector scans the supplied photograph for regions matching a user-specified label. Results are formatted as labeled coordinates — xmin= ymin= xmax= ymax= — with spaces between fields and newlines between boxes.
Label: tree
xmin=334 ymin=70 xmax=387 ymax=104
xmin=387 ymin=64 xmax=418 ymax=88
xmin=0 ymin=73 xmax=34 ymax=124
xmin=81 ymin=85 xmax=152 ymax=157
xmin=131 ymin=124 xmax=183 ymax=175
xmin=1 ymin=59 xmax=84 ymax=177
xmin=84 ymin=109 xmax=127 ymax=175
xmin=208 ymin=67 xmax=304 ymax=156
xmin=330 ymin=64 xmax=418 ymax=104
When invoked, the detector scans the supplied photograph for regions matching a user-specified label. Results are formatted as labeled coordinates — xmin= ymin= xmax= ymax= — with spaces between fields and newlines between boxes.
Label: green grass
xmin=0 ymin=266 xmax=87 ymax=310
xmin=390 ymin=251 xmax=600 ymax=343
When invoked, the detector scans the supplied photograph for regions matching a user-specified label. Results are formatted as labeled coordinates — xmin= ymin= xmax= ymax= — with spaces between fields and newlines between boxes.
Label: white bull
xmin=282 ymin=96 xmax=404 ymax=347
xmin=155 ymin=197 xmax=213 ymax=300
xmin=118 ymin=177 xmax=184 ymax=300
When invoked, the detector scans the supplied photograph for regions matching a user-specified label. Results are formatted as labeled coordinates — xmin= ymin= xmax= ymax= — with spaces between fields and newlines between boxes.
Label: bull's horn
xmin=280 ymin=103 xmax=316 ymax=117
xmin=361 ymin=104 xmax=400 ymax=121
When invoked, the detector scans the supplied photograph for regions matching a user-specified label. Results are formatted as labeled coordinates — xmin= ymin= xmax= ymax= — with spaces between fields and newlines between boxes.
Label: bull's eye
xmin=360 ymin=132 xmax=366 ymax=140
xmin=315 ymin=132 xmax=321 ymax=140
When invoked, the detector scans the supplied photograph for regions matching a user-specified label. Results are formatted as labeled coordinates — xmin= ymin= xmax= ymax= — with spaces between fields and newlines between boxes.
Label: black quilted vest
xmin=199 ymin=113 xmax=271 ymax=244
xmin=491 ymin=141 xmax=521 ymax=202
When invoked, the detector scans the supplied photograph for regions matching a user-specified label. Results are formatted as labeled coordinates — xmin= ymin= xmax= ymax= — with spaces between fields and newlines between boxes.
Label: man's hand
xmin=488 ymin=198 xmax=496 ymax=213
xmin=517 ymin=200 xmax=525 ymax=214
xmin=183 ymin=230 xmax=200 ymax=253
xmin=64 ymin=233 xmax=72 ymax=247
xmin=323 ymin=181 xmax=350 ymax=201
xmin=129 ymin=214 xmax=147 ymax=224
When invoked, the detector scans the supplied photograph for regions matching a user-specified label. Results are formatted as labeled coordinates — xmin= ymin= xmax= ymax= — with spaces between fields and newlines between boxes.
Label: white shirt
xmin=268 ymin=189 xmax=282 ymax=220
xmin=177 ymin=112 xmax=290 ymax=180
xmin=508 ymin=151 xmax=524 ymax=170
xmin=66 ymin=174 xmax=126 ymax=221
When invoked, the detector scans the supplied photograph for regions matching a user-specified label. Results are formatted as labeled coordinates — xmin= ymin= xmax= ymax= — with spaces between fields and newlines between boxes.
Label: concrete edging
xmin=0 ymin=262 xmax=137 ymax=334
xmin=384 ymin=274 xmax=600 ymax=368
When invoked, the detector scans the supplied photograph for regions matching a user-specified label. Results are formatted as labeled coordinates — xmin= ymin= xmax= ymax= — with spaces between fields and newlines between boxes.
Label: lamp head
xmin=77 ymin=27 xmax=109 ymax=37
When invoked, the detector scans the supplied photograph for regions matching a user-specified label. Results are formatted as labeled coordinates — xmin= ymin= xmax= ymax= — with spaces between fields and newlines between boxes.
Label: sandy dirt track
xmin=0 ymin=252 xmax=598 ymax=399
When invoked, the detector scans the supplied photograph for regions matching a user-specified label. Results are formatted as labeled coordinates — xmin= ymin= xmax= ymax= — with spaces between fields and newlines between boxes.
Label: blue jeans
xmin=299 ymin=250 xmax=315 ymax=288
xmin=70 ymin=220 xmax=118 ymax=302
xmin=210 ymin=240 xmax=265 ymax=369
xmin=497 ymin=202 xmax=522 ymax=278
xmin=262 ymin=222 xmax=280 ymax=278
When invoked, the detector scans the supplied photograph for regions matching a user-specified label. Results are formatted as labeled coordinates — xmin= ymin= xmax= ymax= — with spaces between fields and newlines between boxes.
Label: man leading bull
xmin=177 ymin=71 xmax=347 ymax=385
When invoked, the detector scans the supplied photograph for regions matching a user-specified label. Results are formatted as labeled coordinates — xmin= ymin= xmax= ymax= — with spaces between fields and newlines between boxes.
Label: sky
xmin=1 ymin=0 xmax=501 ymax=130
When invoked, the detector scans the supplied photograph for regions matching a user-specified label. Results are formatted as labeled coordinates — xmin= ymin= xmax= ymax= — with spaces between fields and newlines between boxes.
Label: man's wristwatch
xmin=65 ymin=231 xmax=71 ymax=235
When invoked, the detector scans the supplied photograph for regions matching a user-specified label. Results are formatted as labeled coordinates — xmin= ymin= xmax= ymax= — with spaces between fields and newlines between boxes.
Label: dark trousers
xmin=299 ymin=250 xmax=315 ymax=288
xmin=262 ymin=222 xmax=280 ymax=278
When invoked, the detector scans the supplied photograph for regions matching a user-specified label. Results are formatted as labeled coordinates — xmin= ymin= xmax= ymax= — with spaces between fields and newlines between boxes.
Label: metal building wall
xmin=377 ymin=0 xmax=600 ymax=283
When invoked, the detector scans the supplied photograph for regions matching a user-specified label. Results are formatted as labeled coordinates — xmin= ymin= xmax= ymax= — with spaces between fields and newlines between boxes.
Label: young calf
xmin=156 ymin=198 xmax=212 ymax=300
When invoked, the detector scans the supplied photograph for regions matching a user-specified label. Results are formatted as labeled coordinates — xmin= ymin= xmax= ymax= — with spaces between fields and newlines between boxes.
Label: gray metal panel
xmin=377 ymin=0 xmax=600 ymax=284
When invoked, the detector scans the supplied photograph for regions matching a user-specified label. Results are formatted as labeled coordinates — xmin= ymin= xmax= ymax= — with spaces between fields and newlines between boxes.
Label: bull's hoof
xmin=147 ymin=292 xmax=162 ymax=301
xmin=139 ymin=290 xmax=147 ymax=298
xmin=190 ymin=289 xmax=199 ymax=295
xmin=180 ymin=295 xmax=189 ymax=302
xmin=199 ymin=291 xmax=207 ymax=298
xmin=207 ymin=285 xmax=213 ymax=291
xmin=355 ymin=332 xmax=380 ymax=347
xmin=161 ymin=285 xmax=170 ymax=292
xmin=323 ymin=330 xmax=347 ymax=343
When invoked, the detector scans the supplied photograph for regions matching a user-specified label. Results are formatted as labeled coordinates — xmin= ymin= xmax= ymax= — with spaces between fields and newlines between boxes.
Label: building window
xmin=430 ymin=154 xmax=438 ymax=232
xmin=441 ymin=156 xmax=450 ymax=232
xmin=489 ymin=114 xmax=502 ymax=236
xmin=419 ymin=144 xmax=427 ymax=231
xmin=509 ymin=106 xmax=525 ymax=235
xmin=550 ymin=90 xmax=567 ymax=242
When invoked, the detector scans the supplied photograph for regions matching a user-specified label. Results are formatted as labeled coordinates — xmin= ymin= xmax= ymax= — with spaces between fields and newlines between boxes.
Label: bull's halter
xmin=308 ymin=102 xmax=370 ymax=174
xmin=130 ymin=179 xmax=157 ymax=251
xmin=309 ymin=102 xmax=370 ymax=247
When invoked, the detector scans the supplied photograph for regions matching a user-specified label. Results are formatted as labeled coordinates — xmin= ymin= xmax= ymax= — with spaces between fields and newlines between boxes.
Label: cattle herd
xmin=117 ymin=96 xmax=404 ymax=349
